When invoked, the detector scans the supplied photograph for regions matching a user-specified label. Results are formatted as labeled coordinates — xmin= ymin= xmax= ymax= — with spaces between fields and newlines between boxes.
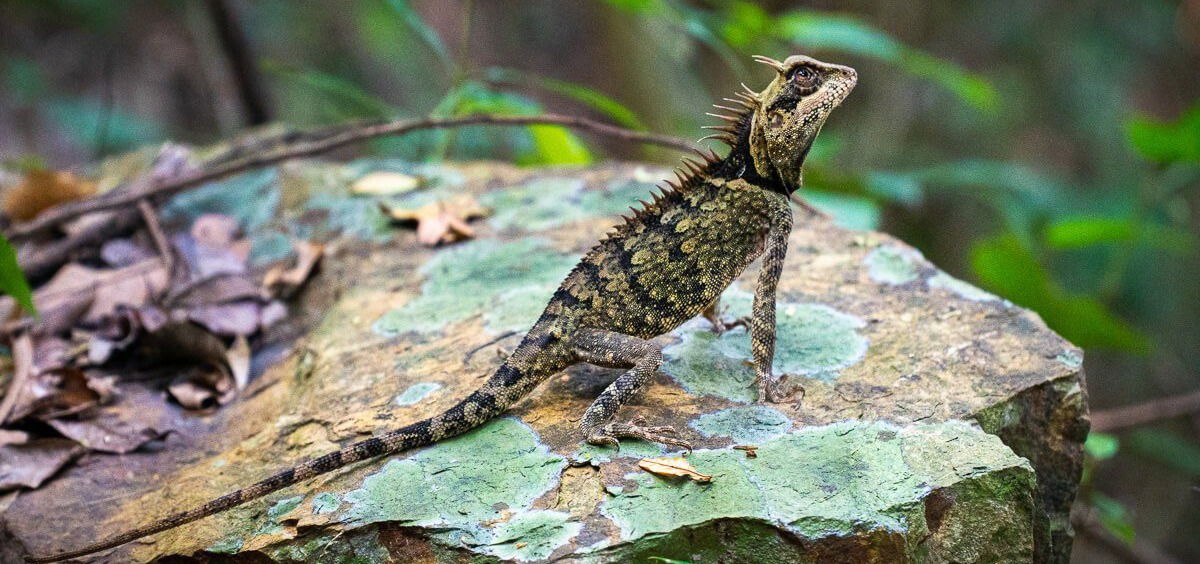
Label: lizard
xmin=28 ymin=54 xmax=856 ymax=563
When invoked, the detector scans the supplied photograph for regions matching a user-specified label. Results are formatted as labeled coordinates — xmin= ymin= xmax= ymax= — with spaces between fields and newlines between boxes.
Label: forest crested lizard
xmin=30 ymin=54 xmax=857 ymax=562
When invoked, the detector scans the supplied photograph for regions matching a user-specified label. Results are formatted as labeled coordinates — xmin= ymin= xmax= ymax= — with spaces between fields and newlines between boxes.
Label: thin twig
xmin=137 ymin=199 xmax=175 ymax=279
xmin=0 ymin=334 xmax=34 ymax=425
xmin=1091 ymin=390 xmax=1200 ymax=432
xmin=6 ymin=114 xmax=695 ymax=241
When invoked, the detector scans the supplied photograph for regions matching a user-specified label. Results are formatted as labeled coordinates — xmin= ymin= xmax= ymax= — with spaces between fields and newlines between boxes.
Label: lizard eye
xmin=791 ymin=66 xmax=819 ymax=90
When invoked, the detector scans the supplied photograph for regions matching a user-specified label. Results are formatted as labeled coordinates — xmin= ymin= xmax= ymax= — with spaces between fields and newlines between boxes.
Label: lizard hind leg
xmin=571 ymin=328 xmax=692 ymax=452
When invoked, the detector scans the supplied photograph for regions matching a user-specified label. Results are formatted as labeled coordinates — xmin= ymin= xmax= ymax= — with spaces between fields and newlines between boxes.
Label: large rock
xmin=6 ymin=160 xmax=1088 ymax=563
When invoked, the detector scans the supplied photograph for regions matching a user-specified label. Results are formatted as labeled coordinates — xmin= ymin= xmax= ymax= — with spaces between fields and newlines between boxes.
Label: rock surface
xmin=6 ymin=160 xmax=1088 ymax=563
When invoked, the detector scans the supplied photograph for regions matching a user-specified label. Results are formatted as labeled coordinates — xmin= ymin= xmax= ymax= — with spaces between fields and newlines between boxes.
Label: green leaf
xmin=484 ymin=68 xmax=647 ymax=130
xmin=525 ymin=125 xmax=593 ymax=166
xmin=0 ymin=233 xmax=36 ymax=316
xmin=1084 ymin=432 xmax=1120 ymax=461
xmin=648 ymin=558 xmax=696 ymax=564
xmin=1090 ymin=491 xmax=1136 ymax=545
xmin=382 ymin=0 xmax=454 ymax=74
xmin=970 ymin=234 xmax=1151 ymax=351
xmin=1125 ymin=429 xmax=1200 ymax=479
xmin=776 ymin=10 xmax=996 ymax=111
xmin=262 ymin=62 xmax=395 ymax=120
xmin=1125 ymin=105 xmax=1200 ymax=164
xmin=1045 ymin=216 xmax=1195 ymax=252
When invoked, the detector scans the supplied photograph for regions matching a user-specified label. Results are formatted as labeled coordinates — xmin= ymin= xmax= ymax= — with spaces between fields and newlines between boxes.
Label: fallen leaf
xmin=0 ymin=429 xmax=29 ymax=447
xmin=351 ymin=171 xmax=423 ymax=196
xmin=259 ymin=300 xmax=287 ymax=331
xmin=146 ymin=321 xmax=238 ymax=409
xmin=33 ymin=259 xmax=168 ymax=324
xmin=0 ymin=438 xmax=84 ymax=491
xmin=227 ymin=335 xmax=251 ymax=391
xmin=188 ymin=301 xmax=261 ymax=337
xmin=380 ymin=195 xmax=489 ymax=246
xmin=190 ymin=213 xmax=240 ymax=248
xmin=733 ymin=445 xmax=758 ymax=458
xmin=99 ymin=238 xmax=155 ymax=268
xmin=3 ymin=169 xmax=96 ymax=221
xmin=46 ymin=412 xmax=166 ymax=454
xmin=168 ymin=273 xmax=262 ymax=307
xmin=262 ymin=241 xmax=324 ymax=297
xmin=637 ymin=457 xmax=713 ymax=483
xmin=0 ymin=334 xmax=34 ymax=424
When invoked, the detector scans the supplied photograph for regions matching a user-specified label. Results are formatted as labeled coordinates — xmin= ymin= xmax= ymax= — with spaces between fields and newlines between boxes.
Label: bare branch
xmin=6 ymin=114 xmax=696 ymax=241
xmin=1091 ymin=390 xmax=1200 ymax=432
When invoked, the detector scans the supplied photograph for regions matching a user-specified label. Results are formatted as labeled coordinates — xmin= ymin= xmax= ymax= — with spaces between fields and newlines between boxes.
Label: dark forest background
xmin=1 ymin=1 xmax=1198 ymax=561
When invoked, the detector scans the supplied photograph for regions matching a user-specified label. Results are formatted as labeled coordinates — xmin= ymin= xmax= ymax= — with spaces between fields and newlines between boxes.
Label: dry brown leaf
xmin=45 ymin=412 xmax=166 ymax=454
xmin=637 ymin=456 xmax=713 ymax=483
xmin=34 ymin=259 xmax=168 ymax=325
xmin=0 ymin=438 xmax=84 ymax=491
xmin=380 ymin=195 xmax=489 ymax=246
xmin=0 ymin=334 xmax=34 ymax=425
xmin=188 ymin=301 xmax=261 ymax=337
xmin=733 ymin=445 xmax=758 ymax=458
xmin=227 ymin=335 xmax=251 ymax=391
xmin=0 ymin=429 xmax=29 ymax=447
xmin=351 ymin=171 xmax=423 ymax=196
xmin=3 ymin=169 xmax=97 ymax=221
xmin=262 ymin=240 xmax=324 ymax=297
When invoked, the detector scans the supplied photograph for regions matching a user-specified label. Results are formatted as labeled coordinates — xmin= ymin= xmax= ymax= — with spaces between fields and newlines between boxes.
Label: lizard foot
xmin=706 ymin=314 xmax=751 ymax=334
xmin=757 ymin=374 xmax=805 ymax=404
xmin=587 ymin=417 xmax=692 ymax=452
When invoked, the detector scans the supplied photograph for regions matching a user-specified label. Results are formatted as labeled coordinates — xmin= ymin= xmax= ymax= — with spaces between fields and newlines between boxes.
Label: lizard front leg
xmin=571 ymin=328 xmax=692 ymax=451
xmin=752 ymin=196 xmax=795 ymax=403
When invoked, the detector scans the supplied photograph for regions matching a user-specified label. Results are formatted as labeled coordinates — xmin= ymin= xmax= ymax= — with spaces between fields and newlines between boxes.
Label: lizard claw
xmin=758 ymin=374 xmax=804 ymax=404
xmin=589 ymin=420 xmax=693 ymax=453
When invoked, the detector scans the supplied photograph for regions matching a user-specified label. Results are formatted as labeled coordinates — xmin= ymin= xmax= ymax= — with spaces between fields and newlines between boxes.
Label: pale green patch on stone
xmin=865 ymin=245 xmax=922 ymax=285
xmin=601 ymin=420 xmax=1034 ymax=546
xmin=928 ymin=271 xmax=999 ymax=302
xmin=482 ymin=177 xmax=655 ymax=232
xmin=484 ymin=284 xmax=558 ymax=334
xmin=206 ymin=536 xmax=244 ymax=554
xmin=663 ymin=287 xmax=868 ymax=399
xmin=1055 ymin=350 xmax=1083 ymax=369
xmin=394 ymin=382 xmax=442 ymax=406
xmin=573 ymin=439 xmax=663 ymax=466
xmin=305 ymin=192 xmax=394 ymax=242
xmin=163 ymin=169 xmax=281 ymax=233
xmin=803 ymin=190 xmax=881 ymax=231
xmin=690 ymin=406 xmax=792 ymax=444
xmin=253 ymin=495 xmax=304 ymax=536
xmin=312 ymin=492 xmax=341 ymax=514
xmin=264 ymin=527 xmax=392 ymax=564
xmin=485 ymin=510 xmax=581 ymax=561
xmin=373 ymin=239 xmax=577 ymax=335
xmin=343 ymin=418 xmax=566 ymax=549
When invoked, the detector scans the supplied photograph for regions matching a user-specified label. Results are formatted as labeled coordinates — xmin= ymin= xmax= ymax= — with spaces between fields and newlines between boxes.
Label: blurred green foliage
xmin=0 ymin=233 xmax=35 ymax=315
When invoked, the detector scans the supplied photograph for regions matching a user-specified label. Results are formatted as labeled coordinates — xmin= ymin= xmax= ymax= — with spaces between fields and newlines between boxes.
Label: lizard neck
xmin=706 ymin=113 xmax=799 ymax=196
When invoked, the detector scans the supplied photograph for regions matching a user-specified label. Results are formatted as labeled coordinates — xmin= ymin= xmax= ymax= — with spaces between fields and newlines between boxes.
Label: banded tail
xmin=28 ymin=364 xmax=527 ymax=563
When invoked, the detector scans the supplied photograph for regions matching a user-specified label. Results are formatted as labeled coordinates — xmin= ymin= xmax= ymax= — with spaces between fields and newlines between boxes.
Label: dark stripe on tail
xmin=27 ymin=388 xmax=506 ymax=563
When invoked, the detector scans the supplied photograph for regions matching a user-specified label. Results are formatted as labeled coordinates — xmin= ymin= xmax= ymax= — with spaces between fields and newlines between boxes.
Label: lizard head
xmin=746 ymin=55 xmax=857 ymax=193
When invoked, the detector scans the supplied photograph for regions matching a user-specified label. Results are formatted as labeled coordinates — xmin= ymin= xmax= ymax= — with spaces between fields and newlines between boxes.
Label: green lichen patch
xmin=264 ymin=527 xmax=392 ymax=564
xmin=304 ymin=191 xmax=394 ymax=242
xmin=927 ymin=271 xmax=999 ymax=302
xmin=602 ymin=420 xmax=1033 ymax=548
xmin=393 ymin=382 xmax=443 ymax=406
xmin=311 ymin=492 xmax=341 ymax=515
xmin=1055 ymin=350 xmax=1083 ymax=369
xmin=253 ymin=495 xmax=304 ymax=536
xmin=690 ymin=406 xmax=792 ymax=444
xmin=485 ymin=510 xmax=581 ymax=561
xmin=485 ymin=284 xmax=559 ymax=334
xmin=482 ymin=177 xmax=655 ymax=232
xmin=865 ymin=245 xmax=923 ymax=285
xmin=163 ymin=169 xmax=281 ymax=233
xmin=343 ymin=418 xmax=566 ymax=548
xmin=573 ymin=439 xmax=663 ymax=466
xmin=663 ymin=288 xmax=868 ymax=400
xmin=373 ymin=239 xmax=577 ymax=335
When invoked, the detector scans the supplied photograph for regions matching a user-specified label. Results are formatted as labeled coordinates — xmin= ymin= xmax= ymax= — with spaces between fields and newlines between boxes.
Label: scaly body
xmin=30 ymin=54 xmax=856 ymax=562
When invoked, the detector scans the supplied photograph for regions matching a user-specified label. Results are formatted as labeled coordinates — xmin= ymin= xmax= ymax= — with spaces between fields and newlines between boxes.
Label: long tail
xmin=28 ymin=364 xmax=527 ymax=563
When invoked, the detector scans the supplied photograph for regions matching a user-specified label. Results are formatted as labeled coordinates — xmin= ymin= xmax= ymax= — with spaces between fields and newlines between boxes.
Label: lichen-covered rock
xmin=6 ymin=160 xmax=1087 ymax=563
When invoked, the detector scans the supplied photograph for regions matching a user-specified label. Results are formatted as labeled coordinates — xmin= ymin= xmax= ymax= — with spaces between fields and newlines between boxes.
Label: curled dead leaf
xmin=0 ymin=438 xmax=84 ymax=491
xmin=45 ymin=413 xmax=166 ymax=454
xmin=3 ymin=169 xmax=97 ymax=222
xmin=637 ymin=456 xmax=713 ymax=483
xmin=733 ymin=445 xmax=758 ymax=458
xmin=379 ymin=195 xmax=489 ymax=246
xmin=262 ymin=240 xmax=324 ymax=298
